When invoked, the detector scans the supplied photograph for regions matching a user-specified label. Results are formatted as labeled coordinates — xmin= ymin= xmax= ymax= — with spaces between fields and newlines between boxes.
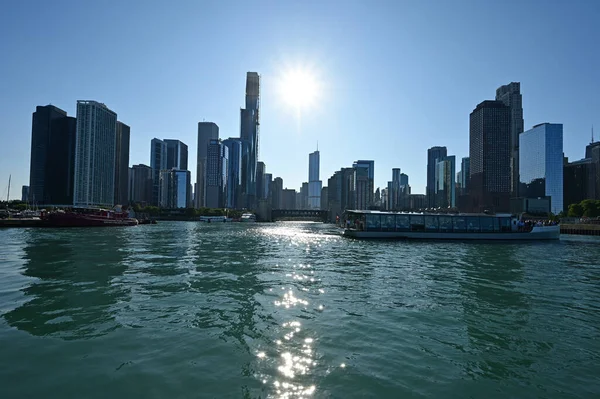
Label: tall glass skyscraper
xmin=435 ymin=155 xmax=456 ymax=208
xmin=159 ymin=168 xmax=191 ymax=208
xmin=519 ymin=123 xmax=564 ymax=214
xmin=496 ymin=82 xmax=524 ymax=197
xmin=223 ymin=138 xmax=242 ymax=209
xmin=427 ymin=146 xmax=447 ymax=207
xmin=150 ymin=138 xmax=167 ymax=206
xmin=206 ymin=139 xmax=228 ymax=209
xmin=308 ymin=150 xmax=322 ymax=209
xmin=240 ymin=72 xmax=260 ymax=209
xmin=114 ymin=122 xmax=130 ymax=206
xmin=196 ymin=122 xmax=219 ymax=208
xmin=164 ymin=139 xmax=188 ymax=170
xmin=73 ymin=101 xmax=117 ymax=208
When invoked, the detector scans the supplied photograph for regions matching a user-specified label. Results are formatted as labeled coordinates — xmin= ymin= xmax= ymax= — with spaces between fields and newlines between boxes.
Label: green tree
xmin=568 ymin=203 xmax=584 ymax=217
xmin=581 ymin=199 xmax=599 ymax=218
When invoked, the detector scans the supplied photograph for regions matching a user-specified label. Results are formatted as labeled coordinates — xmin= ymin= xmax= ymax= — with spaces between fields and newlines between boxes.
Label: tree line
xmin=567 ymin=199 xmax=600 ymax=218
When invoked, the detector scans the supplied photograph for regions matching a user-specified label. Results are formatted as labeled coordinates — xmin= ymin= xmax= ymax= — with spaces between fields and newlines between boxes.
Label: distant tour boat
xmin=240 ymin=213 xmax=257 ymax=222
xmin=199 ymin=216 xmax=231 ymax=223
xmin=41 ymin=208 xmax=138 ymax=227
xmin=342 ymin=210 xmax=559 ymax=240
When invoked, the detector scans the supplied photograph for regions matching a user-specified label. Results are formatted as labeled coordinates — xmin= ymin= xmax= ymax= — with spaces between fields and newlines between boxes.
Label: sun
xmin=277 ymin=68 xmax=320 ymax=109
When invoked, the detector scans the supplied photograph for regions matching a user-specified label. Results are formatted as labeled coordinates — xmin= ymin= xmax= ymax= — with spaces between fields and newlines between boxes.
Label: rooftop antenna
xmin=593 ymin=125 xmax=595 ymax=143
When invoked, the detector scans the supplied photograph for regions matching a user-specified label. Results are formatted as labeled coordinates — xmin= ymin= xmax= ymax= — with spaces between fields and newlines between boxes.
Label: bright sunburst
xmin=277 ymin=68 xmax=320 ymax=110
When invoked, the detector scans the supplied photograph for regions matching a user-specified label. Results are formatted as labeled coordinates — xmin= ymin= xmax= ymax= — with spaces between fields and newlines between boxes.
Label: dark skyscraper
xmin=206 ymin=139 xmax=228 ymax=209
xmin=196 ymin=122 xmax=219 ymax=208
xmin=469 ymin=100 xmax=511 ymax=212
xmin=240 ymin=72 xmax=260 ymax=209
xmin=129 ymin=164 xmax=153 ymax=205
xmin=164 ymin=139 xmax=188 ymax=170
xmin=257 ymin=161 xmax=266 ymax=201
xmin=426 ymin=146 xmax=447 ymax=208
xmin=29 ymin=105 xmax=76 ymax=205
xmin=114 ymin=122 xmax=130 ymax=205
xmin=495 ymin=82 xmax=524 ymax=197
xmin=223 ymin=138 xmax=242 ymax=209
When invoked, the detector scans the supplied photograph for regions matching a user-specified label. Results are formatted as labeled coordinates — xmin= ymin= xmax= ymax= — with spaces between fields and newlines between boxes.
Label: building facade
xmin=435 ymin=155 xmax=456 ymax=208
xmin=129 ymin=164 xmax=152 ymax=205
xmin=519 ymin=123 xmax=564 ymax=214
xmin=223 ymin=138 xmax=242 ymax=209
xmin=308 ymin=150 xmax=322 ymax=209
xmin=114 ymin=121 xmax=130 ymax=205
xmin=257 ymin=161 xmax=266 ymax=202
xmin=271 ymin=177 xmax=283 ymax=209
xmin=468 ymin=100 xmax=511 ymax=212
xmin=159 ymin=168 xmax=191 ymax=208
xmin=427 ymin=146 xmax=447 ymax=208
xmin=150 ymin=138 xmax=167 ymax=206
xmin=164 ymin=139 xmax=188 ymax=170
xmin=240 ymin=72 xmax=260 ymax=209
xmin=73 ymin=101 xmax=117 ymax=208
xmin=29 ymin=105 xmax=77 ymax=205
xmin=196 ymin=122 xmax=219 ymax=208
xmin=496 ymin=82 xmax=524 ymax=197
xmin=352 ymin=160 xmax=374 ymax=209
xmin=206 ymin=139 xmax=228 ymax=208
xmin=21 ymin=186 xmax=29 ymax=202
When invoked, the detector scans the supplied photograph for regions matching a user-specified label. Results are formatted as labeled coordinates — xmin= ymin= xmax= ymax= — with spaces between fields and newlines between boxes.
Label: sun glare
xmin=277 ymin=69 xmax=319 ymax=109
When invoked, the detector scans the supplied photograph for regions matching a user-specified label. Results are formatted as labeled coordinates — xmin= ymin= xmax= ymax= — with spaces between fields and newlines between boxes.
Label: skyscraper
xmin=196 ymin=122 xmax=219 ymax=208
xmin=240 ymin=72 xmax=260 ymax=209
xmin=129 ymin=164 xmax=152 ymax=205
xmin=308 ymin=150 xmax=322 ymax=209
xmin=427 ymin=146 xmax=447 ymax=208
xmin=223 ymin=138 xmax=242 ymax=209
xmin=352 ymin=160 xmax=374 ymax=209
xmin=73 ymin=101 xmax=117 ymax=207
xmin=264 ymin=173 xmax=273 ymax=202
xmin=496 ymin=82 xmax=524 ymax=197
xmin=206 ymin=139 xmax=228 ymax=208
xmin=460 ymin=157 xmax=470 ymax=195
xmin=257 ymin=161 xmax=266 ymax=201
xmin=519 ymin=123 xmax=564 ymax=214
xmin=435 ymin=155 xmax=456 ymax=208
xmin=114 ymin=121 xmax=130 ymax=206
xmin=21 ymin=186 xmax=29 ymax=202
xmin=29 ymin=105 xmax=77 ymax=205
xmin=159 ymin=168 xmax=191 ymax=208
xmin=271 ymin=177 xmax=283 ymax=209
xmin=150 ymin=138 xmax=167 ymax=206
xmin=469 ymin=100 xmax=511 ymax=212
xmin=164 ymin=139 xmax=188 ymax=170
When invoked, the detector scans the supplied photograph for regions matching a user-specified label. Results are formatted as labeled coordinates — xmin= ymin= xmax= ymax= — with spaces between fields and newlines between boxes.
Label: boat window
xmin=410 ymin=215 xmax=425 ymax=231
xmin=425 ymin=216 xmax=439 ymax=231
xmin=466 ymin=216 xmax=480 ymax=232
xmin=453 ymin=216 xmax=466 ymax=232
xmin=480 ymin=217 xmax=494 ymax=232
xmin=366 ymin=214 xmax=381 ymax=230
xmin=492 ymin=217 xmax=500 ymax=232
xmin=382 ymin=214 xmax=395 ymax=231
xmin=396 ymin=215 xmax=410 ymax=231
xmin=499 ymin=217 xmax=511 ymax=232
xmin=439 ymin=216 xmax=453 ymax=232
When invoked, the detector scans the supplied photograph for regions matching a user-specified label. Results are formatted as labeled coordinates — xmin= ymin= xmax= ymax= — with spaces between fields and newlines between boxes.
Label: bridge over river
xmin=270 ymin=209 xmax=329 ymax=222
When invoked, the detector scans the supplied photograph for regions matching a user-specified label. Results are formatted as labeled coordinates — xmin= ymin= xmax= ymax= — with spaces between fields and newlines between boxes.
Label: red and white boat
xmin=41 ymin=208 xmax=138 ymax=227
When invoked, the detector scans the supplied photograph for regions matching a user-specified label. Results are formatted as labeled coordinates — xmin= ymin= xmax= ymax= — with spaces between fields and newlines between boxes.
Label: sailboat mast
xmin=6 ymin=174 xmax=10 ymax=203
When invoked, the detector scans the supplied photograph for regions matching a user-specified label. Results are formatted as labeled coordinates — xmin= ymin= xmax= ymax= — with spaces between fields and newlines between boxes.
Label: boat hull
xmin=343 ymin=225 xmax=560 ymax=240
xmin=43 ymin=213 xmax=138 ymax=227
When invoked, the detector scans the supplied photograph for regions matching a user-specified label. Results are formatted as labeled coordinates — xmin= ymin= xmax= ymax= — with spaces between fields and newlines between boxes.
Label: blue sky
xmin=1 ymin=0 xmax=599 ymax=200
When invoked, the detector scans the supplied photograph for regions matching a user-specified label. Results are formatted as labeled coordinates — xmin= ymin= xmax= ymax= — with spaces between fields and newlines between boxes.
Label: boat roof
xmin=344 ymin=210 xmax=514 ymax=217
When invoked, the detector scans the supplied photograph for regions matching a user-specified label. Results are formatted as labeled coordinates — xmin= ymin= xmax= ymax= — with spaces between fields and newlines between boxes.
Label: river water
xmin=1 ymin=222 xmax=599 ymax=398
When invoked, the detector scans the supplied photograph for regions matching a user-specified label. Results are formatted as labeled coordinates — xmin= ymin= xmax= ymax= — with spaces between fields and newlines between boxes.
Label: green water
xmin=1 ymin=222 xmax=599 ymax=398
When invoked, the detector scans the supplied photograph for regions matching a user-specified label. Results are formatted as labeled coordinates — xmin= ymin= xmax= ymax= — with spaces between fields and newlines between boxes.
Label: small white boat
xmin=240 ymin=213 xmax=256 ymax=222
xmin=199 ymin=216 xmax=232 ymax=223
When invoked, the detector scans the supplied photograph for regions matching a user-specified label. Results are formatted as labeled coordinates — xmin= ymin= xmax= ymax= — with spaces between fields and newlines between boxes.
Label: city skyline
xmin=1 ymin=2 xmax=599 ymax=199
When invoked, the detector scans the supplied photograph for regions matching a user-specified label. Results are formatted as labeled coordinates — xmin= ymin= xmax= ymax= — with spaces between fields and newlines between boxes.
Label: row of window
xmin=361 ymin=214 xmax=513 ymax=233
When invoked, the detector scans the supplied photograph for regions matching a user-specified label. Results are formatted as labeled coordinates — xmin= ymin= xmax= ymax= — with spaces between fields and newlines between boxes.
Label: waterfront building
xmin=409 ymin=194 xmax=426 ymax=210
xmin=21 ymin=186 xmax=29 ymax=202
xmin=426 ymin=146 xmax=447 ymax=208
xmin=282 ymin=189 xmax=297 ymax=209
xmin=114 ymin=122 xmax=130 ymax=206
xmin=389 ymin=168 xmax=401 ymax=210
xmin=435 ymin=155 xmax=456 ymax=208
xmin=468 ymin=100 xmax=511 ymax=212
xmin=240 ymin=72 xmax=260 ymax=209
xmin=129 ymin=164 xmax=152 ymax=205
xmin=460 ymin=157 xmax=470 ymax=195
xmin=321 ymin=186 xmax=328 ymax=211
xmin=496 ymin=82 xmax=524 ymax=197
xmin=564 ymin=158 xmax=595 ymax=209
xmin=223 ymin=138 xmax=242 ymax=209
xmin=257 ymin=161 xmax=266 ymax=201
xmin=150 ymin=138 xmax=167 ymax=206
xmin=159 ymin=168 xmax=191 ymax=208
xmin=308 ymin=150 xmax=322 ymax=209
xmin=29 ymin=105 xmax=77 ymax=205
xmin=386 ymin=181 xmax=393 ymax=210
xmin=271 ymin=177 xmax=283 ymax=209
xmin=164 ymin=139 xmax=188 ymax=170
xmin=519 ymin=123 xmax=564 ymax=214
xmin=353 ymin=160 xmax=374 ymax=210
xmin=196 ymin=122 xmax=219 ymax=208
xmin=73 ymin=101 xmax=117 ymax=208
xmin=264 ymin=173 xmax=273 ymax=203
xmin=206 ymin=139 xmax=229 ymax=209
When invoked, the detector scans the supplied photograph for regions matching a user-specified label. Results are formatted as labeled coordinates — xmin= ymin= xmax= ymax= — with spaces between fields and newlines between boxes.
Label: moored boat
xmin=41 ymin=208 xmax=138 ymax=227
xmin=240 ymin=213 xmax=256 ymax=222
xmin=341 ymin=210 xmax=559 ymax=240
